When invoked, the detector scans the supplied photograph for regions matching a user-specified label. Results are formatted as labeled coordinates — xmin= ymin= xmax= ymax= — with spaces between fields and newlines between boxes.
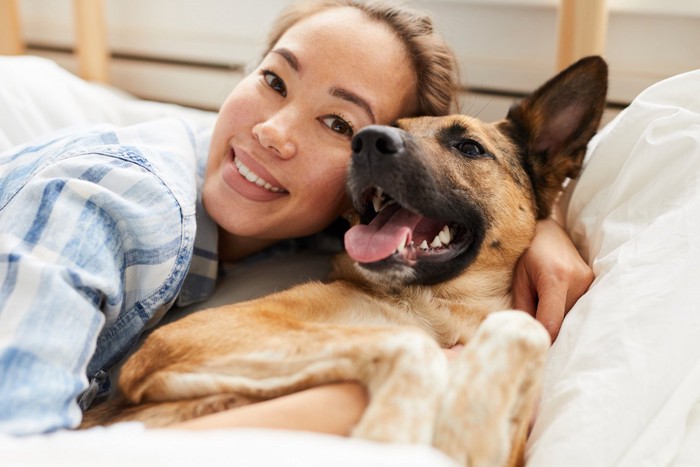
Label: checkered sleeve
xmin=0 ymin=120 xmax=199 ymax=434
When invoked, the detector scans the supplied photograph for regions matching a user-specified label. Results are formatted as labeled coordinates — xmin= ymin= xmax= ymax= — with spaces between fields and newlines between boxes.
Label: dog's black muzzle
xmin=348 ymin=125 xmax=439 ymax=218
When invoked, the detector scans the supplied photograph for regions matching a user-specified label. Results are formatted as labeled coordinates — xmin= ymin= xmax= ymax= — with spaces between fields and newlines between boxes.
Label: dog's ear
xmin=505 ymin=56 xmax=608 ymax=219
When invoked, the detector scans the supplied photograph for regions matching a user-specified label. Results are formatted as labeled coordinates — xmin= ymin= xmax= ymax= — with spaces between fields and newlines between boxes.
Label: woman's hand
xmin=512 ymin=217 xmax=593 ymax=342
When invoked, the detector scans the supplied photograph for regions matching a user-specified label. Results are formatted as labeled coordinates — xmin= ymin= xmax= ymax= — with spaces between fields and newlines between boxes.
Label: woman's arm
xmin=167 ymin=347 xmax=468 ymax=434
xmin=168 ymin=383 xmax=368 ymax=435
xmin=511 ymin=215 xmax=593 ymax=341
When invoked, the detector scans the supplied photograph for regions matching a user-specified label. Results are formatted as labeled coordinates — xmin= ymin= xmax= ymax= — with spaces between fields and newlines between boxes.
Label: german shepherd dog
xmin=83 ymin=57 xmax=607 ymax=466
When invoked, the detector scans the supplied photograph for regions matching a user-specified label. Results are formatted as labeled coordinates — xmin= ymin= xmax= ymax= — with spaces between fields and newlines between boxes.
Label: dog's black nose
xmin=352 ymin=125 xmax=404 ymax=156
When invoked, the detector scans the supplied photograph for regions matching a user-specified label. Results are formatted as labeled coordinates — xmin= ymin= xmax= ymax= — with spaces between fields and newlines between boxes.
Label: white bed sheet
xmin=2 ymin=56 xmax=700 ymax=466
xmin=0 ymin=425 xmax=460 ymax=467
xmin=528 ymin=68 xmax=700 ymax=467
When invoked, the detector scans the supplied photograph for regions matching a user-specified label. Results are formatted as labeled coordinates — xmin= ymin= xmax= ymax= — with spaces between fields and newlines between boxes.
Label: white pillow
xmin=528 ymin=69 xmax=700 ymax=467
xmin=0 ymin=56 xmax=216 ymax=151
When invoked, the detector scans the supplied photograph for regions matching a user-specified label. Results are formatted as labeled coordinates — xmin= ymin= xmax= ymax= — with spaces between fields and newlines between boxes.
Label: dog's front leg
xmin=433 ymin=311 xmax=550 ymax=467
xmin=114 ymin=282 xmax=449 ymax=443
xmin=348 ymin=327 xmax=449 ymax=444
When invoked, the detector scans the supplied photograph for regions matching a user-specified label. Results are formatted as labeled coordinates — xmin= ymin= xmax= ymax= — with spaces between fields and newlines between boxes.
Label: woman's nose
xmin=252 ymin=115 xmax=297 ymax=160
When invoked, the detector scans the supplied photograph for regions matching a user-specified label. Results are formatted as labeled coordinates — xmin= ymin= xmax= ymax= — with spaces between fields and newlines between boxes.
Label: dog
xmin=82 ymin=56 xmax=607 ymax=467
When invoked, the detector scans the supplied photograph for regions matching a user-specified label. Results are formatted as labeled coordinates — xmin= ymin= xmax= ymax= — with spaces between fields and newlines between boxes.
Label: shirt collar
xmin=175 ymin=127 xmax=219 ymax=307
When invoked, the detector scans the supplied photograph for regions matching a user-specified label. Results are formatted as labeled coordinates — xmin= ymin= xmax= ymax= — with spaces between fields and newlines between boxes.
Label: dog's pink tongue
xmin=345 ymin=205 xmax=422 ymax=263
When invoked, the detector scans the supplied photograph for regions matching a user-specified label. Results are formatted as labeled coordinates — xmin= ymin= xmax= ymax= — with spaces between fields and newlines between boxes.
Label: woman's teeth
xmin=234 ymin=158 xmax=284 ymax=193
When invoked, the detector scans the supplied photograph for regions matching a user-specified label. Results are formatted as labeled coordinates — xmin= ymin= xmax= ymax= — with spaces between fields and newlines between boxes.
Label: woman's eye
xmin=454 ymin=139 xmax=487 ymax=158
xmin=263 ymin=70 xmax=287 ymax=97
xmin=322 ymin=115 xmax=354 ymax=137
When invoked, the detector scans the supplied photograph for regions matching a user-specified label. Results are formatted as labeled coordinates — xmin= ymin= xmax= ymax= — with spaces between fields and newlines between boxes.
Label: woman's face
xmin=203 ymin=7 xmax=417 ymax=241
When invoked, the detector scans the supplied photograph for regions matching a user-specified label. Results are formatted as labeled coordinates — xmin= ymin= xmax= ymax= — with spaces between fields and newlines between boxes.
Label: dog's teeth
xmin=438 ymin=225 xmax=451 ymax=245
xmin=430 ymin=235 xmax=442 ymax=248
xmin=372 ymin=195 xmax=382 ymax=213
xmin=396 ymin=235 xmax=408 ymax=254
xmin=372 ymin=187 xmax=387 ymax=213
xmin=419 ymin=240 xmax=429 ymax=250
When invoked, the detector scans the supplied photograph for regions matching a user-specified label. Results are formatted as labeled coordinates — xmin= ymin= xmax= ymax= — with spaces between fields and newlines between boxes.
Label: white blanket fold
xmin=528 ymin=69 xmax=700 ymax=467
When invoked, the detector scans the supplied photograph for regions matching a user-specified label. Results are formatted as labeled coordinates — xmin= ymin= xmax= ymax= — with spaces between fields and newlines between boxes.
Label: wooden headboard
xmin=1 ymin=0 xmax=607 ymax=85
xmin=1 ymin=0 xmax=109 ymax=82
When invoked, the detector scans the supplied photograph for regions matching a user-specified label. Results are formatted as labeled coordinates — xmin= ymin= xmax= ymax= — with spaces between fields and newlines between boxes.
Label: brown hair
xmin=264 ymin=0 xmax=459 ymax=117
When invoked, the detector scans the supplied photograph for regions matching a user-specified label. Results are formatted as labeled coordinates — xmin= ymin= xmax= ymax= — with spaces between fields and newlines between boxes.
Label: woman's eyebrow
xmin=271 ymin=48 xmax=301 ymax=72
xmin=330 ymin=87 xmax=376 ymax=124
xmin=272 ymin=47 xmax=376 ymax=124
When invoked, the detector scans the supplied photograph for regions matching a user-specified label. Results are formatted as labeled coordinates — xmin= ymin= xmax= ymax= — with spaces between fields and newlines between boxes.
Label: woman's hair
xmin=264 ymin=0 xmax=460 ymax=117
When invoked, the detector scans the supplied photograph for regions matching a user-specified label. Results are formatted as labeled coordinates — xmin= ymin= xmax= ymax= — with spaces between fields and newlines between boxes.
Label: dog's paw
xmin=433 ymin=311 xmax=550 ymax=466
xmin=476 ymin=310 xmax=551 ymax=357
xmin=351 ymin=329 xmax=449 ymax=444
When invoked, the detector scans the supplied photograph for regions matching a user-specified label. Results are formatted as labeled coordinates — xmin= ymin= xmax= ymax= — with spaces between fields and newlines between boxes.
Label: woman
xmin=0 ymin=0 xmax=588 ymax=436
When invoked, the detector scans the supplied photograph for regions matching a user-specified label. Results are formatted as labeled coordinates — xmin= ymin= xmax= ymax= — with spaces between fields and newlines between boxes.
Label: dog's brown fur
xmin=82 ymin=57 xmax=607 ymax=467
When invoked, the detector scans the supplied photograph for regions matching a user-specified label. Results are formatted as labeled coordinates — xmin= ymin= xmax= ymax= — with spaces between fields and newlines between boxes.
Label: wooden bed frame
xmin=1 ymin=0 xmax=108 ymax=82
xmin=1 ymin=0 xmax=607 ymax=84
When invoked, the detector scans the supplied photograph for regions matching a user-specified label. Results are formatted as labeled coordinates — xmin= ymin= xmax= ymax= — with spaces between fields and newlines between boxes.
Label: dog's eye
xmin=454 ymin=140 xmax=486 ymax=158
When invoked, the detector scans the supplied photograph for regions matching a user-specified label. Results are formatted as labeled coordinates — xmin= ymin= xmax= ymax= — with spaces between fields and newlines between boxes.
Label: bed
xmin=528 ymin=66 xmax=700 ymax=467
xmin=1 ymin=50 xmax=699 ymax=467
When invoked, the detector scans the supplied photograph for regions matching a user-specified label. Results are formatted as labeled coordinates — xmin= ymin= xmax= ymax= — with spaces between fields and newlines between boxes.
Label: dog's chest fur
xmin=327 ymin=254 xmax=514 ymax=346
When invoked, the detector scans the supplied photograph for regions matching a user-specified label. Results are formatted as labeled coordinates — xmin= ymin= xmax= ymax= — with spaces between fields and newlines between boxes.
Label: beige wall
xmin=14 ymin=0 xmax=700 ymax=121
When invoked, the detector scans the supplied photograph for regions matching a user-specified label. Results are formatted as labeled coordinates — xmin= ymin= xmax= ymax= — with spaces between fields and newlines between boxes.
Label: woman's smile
xmin=221 ymin=147 xmax=289 ymax=202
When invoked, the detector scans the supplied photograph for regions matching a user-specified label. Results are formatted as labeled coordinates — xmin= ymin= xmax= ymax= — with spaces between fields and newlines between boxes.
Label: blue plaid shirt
xmin=0 ymin=118 xmax=218 ymax=435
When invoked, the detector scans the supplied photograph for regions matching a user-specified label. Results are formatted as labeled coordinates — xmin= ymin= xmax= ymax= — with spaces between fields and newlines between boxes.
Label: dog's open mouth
xmin=344 ymin=187 xmax=472 ymax=267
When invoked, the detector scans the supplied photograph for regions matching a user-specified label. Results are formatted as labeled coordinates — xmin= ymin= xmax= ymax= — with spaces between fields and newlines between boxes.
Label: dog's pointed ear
xmin=504 ymin=55 xmax=608 ymax=219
